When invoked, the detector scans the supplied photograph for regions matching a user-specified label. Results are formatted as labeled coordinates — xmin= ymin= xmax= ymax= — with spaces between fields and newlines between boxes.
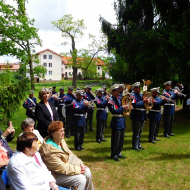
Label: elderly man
xmin=107 ymin=84 xmax=129 ymax=161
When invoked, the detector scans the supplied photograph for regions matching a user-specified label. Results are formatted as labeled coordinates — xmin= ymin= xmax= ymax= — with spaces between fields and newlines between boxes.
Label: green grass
xmin=6 ymin=83 xmax=190 ymax=190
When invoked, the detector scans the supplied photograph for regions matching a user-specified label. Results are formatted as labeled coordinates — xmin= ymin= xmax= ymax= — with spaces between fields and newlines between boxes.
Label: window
xmin=43 ymin=63 xmax=47 ymax=67
xmin=65 ymin=66 xmax=67 ymax=69
xmin=49 ymin=63 xmax=52 ymax=67
xmin=69 ymin=66 xmax=71 ymax=69
xmin=98 ymin=66 xmax=100 ymax=70
xmin=49 ymin=71 xmax=52 ymax=75
xmin=69 ymin=72 xmax=71 ymax=76
xmin=43 ymin=55 xmax=47 ymax=59
xmin=49 ymin=55 xmax=52 ymax=59
xmin=45 ymin=72 xmax=47 ymax=75
xmin=65 ymin=72 xmax=67 ymax=75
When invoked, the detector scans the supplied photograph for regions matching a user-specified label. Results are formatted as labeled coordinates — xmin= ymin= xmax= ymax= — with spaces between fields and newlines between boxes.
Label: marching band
xmin=23 ymin=80 xmax=186 ymax=161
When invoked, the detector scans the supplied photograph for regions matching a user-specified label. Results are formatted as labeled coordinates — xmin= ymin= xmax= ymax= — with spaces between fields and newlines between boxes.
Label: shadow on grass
xmin=144 ymin=152 xmax=190 ymax=161
xmin=77 ymin=155 xmax=111 ymax=162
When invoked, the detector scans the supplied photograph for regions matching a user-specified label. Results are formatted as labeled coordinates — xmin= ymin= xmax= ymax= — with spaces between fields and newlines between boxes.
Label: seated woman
xmin=20 ymin=118 xmax=43 ymax=148
xmin=7 ymin=132 xmax=60 ymax=190
xmin=35 ymin=88 xmax=59 ymax=138
xmin=39 ymin=121 xmax=94 ymax=190
xmin=0 ymin=139 xmax=14 ymax=190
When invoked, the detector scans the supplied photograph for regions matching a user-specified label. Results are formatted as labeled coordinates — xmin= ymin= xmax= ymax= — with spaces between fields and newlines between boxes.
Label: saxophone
xmin=122 ymin=84 xmax=132 ymax=116
xmin=142 ymin=79 xmax=154 ymax=110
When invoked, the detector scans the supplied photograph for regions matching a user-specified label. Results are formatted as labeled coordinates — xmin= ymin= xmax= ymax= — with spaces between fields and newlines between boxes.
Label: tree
xmin=33 ymin=65 xmax=47 ymax=80
xmin=0 ymin=0 xmax=42 ymax=89
xmin=100 ymin=0 xmax=190 ymax=86
xmin=52 ymin=14 xmax=107 ymax=88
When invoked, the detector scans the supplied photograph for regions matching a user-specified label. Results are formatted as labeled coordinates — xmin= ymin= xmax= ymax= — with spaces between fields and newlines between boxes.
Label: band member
xmin=52 ymin=86 xmax=57 ymax=95
xmin=102 ymin=85 xmax=109 ymax=128
xmin=107 ymin=84 xmax=128 ymax=161
xmin=64 ymin=86 xmax=76 ymax=138
xmin=56 ymin=87 xmax=66 ymax=122
xmin=84 ymin=85 xmax=95 ymax=132
xmin=148 ymin=87 xmax=166 ymax=143
xmin=118 ymin=84 xmax=125 ymax=101
xmin=23 ymin=90 xmax=37 ymax=125
xmin=130 ymin=82 xmax=147 ymax=151
xmin=162 ymin=81 xmax=178 ymax=138
xmin=72 ymin=90 xmax=89 ymax=151
xmin=94 ymin=88 xmax=110 ymax=143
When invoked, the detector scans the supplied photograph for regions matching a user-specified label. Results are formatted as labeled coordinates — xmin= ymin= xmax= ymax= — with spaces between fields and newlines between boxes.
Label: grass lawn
xmin=6 ymin=83 xmax=190 ymax=190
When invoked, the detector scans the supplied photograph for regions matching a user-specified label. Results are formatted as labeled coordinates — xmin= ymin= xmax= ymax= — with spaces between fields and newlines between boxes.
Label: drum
xmin=62 ymin=105 xmax=66 ymax=118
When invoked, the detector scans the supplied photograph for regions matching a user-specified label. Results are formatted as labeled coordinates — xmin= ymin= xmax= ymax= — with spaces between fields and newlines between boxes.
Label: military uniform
xmin=107 ymin=84 xmax=126 ymax=161
xmin=52 ymin=86 xmax=57 ymax=95
xmin=148 ymin=87 xmax=165 ymax=143
xmin=73 ymin=90 xmax=88 ymax=151
xmin=23 ymin=91 xmax=37 ymax=125
xmin=64 ymin=86 xmax=76 ymax=138
xmin=162 ymin=81 xmax=177 ymax=137
xmin=94 ymin=88 xmax=108 ymax=143
xmin=130 ymin=82 xmax=146 ymax=151
xmin=102 ymin=86 xmax=109 ymax=128
xmin=84 ymin=86 xmax=95 ymax=131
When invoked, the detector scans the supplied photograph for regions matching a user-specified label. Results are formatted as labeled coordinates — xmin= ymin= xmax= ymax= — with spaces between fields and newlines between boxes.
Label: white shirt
xmin=46 ymin=104 xmax=54 ymax=121
xmin=7 ymin=151 xmax=55 ymax=190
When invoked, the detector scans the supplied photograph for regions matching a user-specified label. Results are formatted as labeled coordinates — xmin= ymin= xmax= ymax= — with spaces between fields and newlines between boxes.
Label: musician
xmin=107 ymin=84 xmax=128 ymax=161
xmin=23 ymin=90 xmax=37 ymax=125
xmin=148 ymin=87 xmax=166 ymax=143
xmin=84 ymin=85 xmax=95 ymax=132
xmin=94 ymin=88 xmax=109 ymax=143
xmin=118 ymin=84 xmax=125 ymax=101
xmin=72 ymin=90 xmax=89 ymax=151
xmin=130 ymin=82 xmax=147 ymax=151
xmin=64 ymin=86 xmax=76 ymax=138
xmin=52 ymin=86 xmax=57 ymax=95
xmin=162 ymin=81 xmax=178 ymax=138
xmin=102 ymin=85 xmax=109 ymax=128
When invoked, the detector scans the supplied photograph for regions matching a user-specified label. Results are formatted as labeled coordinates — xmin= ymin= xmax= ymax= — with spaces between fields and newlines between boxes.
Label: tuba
xmin=122 ymin=84 xmax=132 ymax=116
xmin=143 ymin=79 xmax=154 ymax=110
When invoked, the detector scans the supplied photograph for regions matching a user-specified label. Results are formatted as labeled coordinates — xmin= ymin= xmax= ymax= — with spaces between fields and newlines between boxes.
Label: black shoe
xmin=164 ymin=135 xmax=170 ymax=138
xmin=132 ymin=147 xmax=141 ymax=151
xmin=154 ymin=138 xmax=161 ymax=141
xmin=105 ymin=125 xmax=109 ymax=128
xmin=139 ymin=147 xmax=145 ymax=150
xmin=118 ymin=154 xmax=126 ymax=159
xmin=89 ymin=128 xmax=94 ymax=131
xmin=75 ymin=147 xmax=81 ymax=151
xmin=65 ymin=134 xmax=70 ymax=138
xmin=80 ymin=146 xmax=85 ymax=150
xmin=149 ymin=140 xmax=156 ymax=144
xmin=169 ymin=133 xmax=175 ymax=136
xmin=96 ymin=139 xmax=101 ymax=144
xmin=112 ymin=156 xmax=119 ymax=161
xmin=101 ymin=139 xmax=107 ymax=142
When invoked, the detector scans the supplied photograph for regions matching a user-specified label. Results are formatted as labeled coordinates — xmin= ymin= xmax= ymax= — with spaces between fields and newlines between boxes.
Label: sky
xmin=0 ymin=0 xmax=117 ymax=63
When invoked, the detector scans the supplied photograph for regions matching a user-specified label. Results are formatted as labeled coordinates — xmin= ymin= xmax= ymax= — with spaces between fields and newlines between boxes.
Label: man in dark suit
xmin=73 ymin=90 xmax=89 ymax=151
xmin=107 ymin=84 xmax=129 ymax=161
xmin=23 ymin=90 xmax=37 ymax=125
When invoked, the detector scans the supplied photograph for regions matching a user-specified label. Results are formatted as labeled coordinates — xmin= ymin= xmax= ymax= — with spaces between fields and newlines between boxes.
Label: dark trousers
xmin=85 ymin=110 xmax=94 ymax=130
xmin=96 ymin=120 xmax=106 ymax=140
xmin=66 ymin=114 xmax=74 ymax=136
xmin=131 ymin=120 xmax=145 ymax=149
xmin=111 ymin=128 xmax=125 ymax=158
xmin=149 ymin=120 xmax=160 ymax=141
xmin=74 ymin=126 xmax=85 ymax=149
xmin=163 ymin=114 xmax=174 ymax=135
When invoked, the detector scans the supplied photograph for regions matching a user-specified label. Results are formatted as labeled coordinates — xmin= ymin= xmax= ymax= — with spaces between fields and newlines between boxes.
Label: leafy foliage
xmin=0 ymin=64 xmax=12 ymax=87
xmin=0 ymin=78 xmax=30 ymax=124
xmin=100 ymin=0 xmax=190 ymax=85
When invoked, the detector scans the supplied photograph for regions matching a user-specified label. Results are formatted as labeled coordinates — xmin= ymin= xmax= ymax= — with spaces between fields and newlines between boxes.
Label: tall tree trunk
xmin=72 ymin=66 xmax=78 ymax=88
xmin=29 ymin=58 xmax=35 ymax=90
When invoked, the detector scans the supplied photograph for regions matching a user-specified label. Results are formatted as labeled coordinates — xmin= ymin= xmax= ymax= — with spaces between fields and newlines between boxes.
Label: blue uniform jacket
xmin=84 ymin=92 xmax=95 ymax=113
xmin=73 ymin=99 xmax=88 ymax=127
xmin=148 ymin=96 xmax=164 ymax=121
xmin=130 ymin=93 xmax=146 ymax=121
xmin=95 ymin=96 xmax=108 ymax=120
xmin=118 ymin=93 xmax=122 ymax=102
xmin=64 ymin=93 xmax=76 ymax=115
xmin=23 ymin=97 xmax=37 ymax=117
xmin=162 ymin=90 xmax=177 ymax=115
xmin=107 ymin=97 xmax=125 ymax=129
xmin=57 ymin=93 xmax=66 ymax=113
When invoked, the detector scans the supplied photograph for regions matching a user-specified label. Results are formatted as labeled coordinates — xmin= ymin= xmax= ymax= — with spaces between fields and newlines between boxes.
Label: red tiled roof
xmin=0 ymin=63 xmax=20 ymax=70
xmin=61 ymin=57 xmax=105 ymax=66
xmin=36 ymin=49 xmax=61 ymax=57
